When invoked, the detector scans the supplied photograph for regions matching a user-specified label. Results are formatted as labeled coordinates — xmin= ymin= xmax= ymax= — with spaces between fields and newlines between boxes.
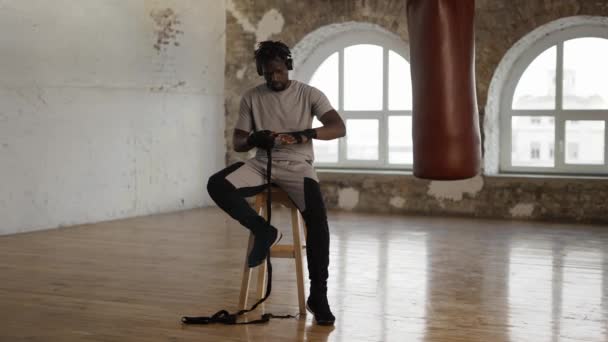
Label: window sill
xmin=317 ymin=168 xmax=608 ymax=180
xmin=316 ymin=167 xmax=412 ymax=176
xmin=490 ymin=172 xmax=608 ymax=180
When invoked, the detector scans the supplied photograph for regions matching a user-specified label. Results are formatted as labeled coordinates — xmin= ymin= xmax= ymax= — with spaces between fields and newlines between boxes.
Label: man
xmin=206 ymin=40 xmax=345 ymax=325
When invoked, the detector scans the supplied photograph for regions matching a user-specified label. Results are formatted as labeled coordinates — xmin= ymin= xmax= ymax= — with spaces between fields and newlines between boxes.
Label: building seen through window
xmin=506 ymin=35 xmax=608 ymax=174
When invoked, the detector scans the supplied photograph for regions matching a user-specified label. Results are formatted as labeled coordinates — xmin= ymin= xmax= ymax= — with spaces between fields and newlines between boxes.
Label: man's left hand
xmin=276 ymin=133 xmax=300 ymax=145
xmin=276 ymin=129 xmax=317 ymax=145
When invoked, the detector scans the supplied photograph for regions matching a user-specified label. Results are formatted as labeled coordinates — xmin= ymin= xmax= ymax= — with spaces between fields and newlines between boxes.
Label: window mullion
xmin=510 ymin=110 xmax=558 ymax=116
xmin=556 ymin=42 xmax=563 ymax=111
xmin=555 ymin=115 xmax=566 ymax=170
xmin=555 ymin=42 xmax=564 ymax=172
xmin=380 ymin=47 xmax=389 ymax=167
xmin=342 ymin=110 xmax=386 ymax=116
xmin=605 ymin=119 xmax=608 ymax=167
xmin=338 ymin=49 xmax=346 ymax=164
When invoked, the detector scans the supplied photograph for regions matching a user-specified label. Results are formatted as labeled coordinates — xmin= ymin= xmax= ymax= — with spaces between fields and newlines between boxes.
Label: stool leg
xmin=256 ymin=261 xmax=268 ymax=300
xmin=240 ymin=194 xmax=265 ymax=309
xmin=256 ymin=199 xmax=268 ymax=300
xmin=292 ymin=208 xmax=306 ymax=314
xmin=238 ymin=233 xmax=254 ymax=310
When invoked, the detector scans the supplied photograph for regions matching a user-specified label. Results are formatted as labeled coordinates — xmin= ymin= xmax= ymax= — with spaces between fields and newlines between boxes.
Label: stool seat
xmin=257 ymin=185 xmax=294 ymax=207
xmin=238 ymin=187 xmax=307 ymax=314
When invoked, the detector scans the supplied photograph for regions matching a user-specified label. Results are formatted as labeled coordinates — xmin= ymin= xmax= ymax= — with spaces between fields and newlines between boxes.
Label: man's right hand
xmin=247 ymin=130 xmax=276 ymax=150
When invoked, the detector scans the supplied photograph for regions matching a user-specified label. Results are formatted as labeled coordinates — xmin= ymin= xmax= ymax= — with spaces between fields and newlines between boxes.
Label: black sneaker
xmin=247 ymin=225 xmax=282 ymax=268
xmin=306 ymin=295 xmax=335 ymax=326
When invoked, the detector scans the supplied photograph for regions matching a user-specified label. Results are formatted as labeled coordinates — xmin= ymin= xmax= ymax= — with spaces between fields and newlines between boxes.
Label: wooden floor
xmin=1 ymin=208 xmax=608 ymax=342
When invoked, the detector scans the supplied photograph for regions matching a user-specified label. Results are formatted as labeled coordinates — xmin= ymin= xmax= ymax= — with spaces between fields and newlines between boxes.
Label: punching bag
xmin=407 ymin=0 xmax=481 ymax=180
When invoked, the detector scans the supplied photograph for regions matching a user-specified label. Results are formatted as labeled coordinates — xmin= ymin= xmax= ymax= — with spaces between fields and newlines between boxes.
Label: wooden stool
xmin=238 ymin=187 xmax=307 ymax=314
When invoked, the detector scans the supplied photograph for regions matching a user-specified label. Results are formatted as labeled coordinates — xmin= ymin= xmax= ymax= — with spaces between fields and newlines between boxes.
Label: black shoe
xmin=247 ymin=225 xmax=282 ymax=268
xmin=306 ymin=295 xmax=335 ymax=326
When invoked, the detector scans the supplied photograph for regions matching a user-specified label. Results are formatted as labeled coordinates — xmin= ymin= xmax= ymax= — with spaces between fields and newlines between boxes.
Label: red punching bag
xmin=407 ymin=0 xmax=481 ymax=180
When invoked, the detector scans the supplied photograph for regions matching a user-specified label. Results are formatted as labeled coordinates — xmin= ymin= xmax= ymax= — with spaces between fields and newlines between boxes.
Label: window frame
xmin=293 ymin=30 xmax=411 ymax=170
xmin=501 ymin=26 xmax=608 ymax=175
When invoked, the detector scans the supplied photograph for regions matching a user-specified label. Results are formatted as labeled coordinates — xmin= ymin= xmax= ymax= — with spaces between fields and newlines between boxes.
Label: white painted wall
xmin=0 ymin=0 xmax=226 ymax=235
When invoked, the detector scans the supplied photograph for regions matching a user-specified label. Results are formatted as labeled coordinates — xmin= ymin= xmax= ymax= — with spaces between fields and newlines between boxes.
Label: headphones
xmin=255 ymin=42 xmax=293 ymax=76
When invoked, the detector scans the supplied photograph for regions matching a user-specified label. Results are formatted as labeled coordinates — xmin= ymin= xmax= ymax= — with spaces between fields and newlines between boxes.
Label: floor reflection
xmin=324 ymin=213 xmax=608 ymax=342
xmin=508 ymin=239 xmax=554 ymax=341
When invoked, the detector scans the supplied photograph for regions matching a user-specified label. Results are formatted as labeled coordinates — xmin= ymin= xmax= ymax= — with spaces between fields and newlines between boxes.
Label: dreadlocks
xmin=254 ymin=41 xmax=292 ymax=75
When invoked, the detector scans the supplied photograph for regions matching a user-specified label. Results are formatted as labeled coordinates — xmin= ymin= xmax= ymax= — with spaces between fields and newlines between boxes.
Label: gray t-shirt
xmin=235 ymin=80 xmax=334 ymax=161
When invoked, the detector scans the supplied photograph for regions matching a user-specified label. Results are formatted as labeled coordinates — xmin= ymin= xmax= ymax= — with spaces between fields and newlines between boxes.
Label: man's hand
xmin=247 ymin=130 xmax=277 ymax=149
xmin=276 ymin=129 xmax=317 ymax=145
xmin=276 ymin=133 xmax=299 ymax=145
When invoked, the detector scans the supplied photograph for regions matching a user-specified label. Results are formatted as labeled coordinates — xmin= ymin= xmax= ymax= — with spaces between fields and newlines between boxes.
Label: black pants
xmin=206 ymin=158 xmax=330 ymax=295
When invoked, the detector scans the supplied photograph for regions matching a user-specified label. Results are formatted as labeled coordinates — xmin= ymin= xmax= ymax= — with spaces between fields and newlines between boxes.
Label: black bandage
xmin=247 ymin=130 xmax=275 ymax=149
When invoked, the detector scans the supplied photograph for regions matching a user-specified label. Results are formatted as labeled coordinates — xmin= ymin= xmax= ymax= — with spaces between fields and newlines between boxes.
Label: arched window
xmin=294 ymin=29 xmax=411 ymax=169
xmin=501 ymin=23 xmax=608 ymax=175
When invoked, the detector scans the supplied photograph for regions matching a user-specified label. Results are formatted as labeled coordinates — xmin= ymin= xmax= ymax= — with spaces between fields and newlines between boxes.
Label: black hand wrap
xmin=288 ymin=128 xmax=317 ymax=144
xmin=247 ymin=130 xmax=275 ymax=149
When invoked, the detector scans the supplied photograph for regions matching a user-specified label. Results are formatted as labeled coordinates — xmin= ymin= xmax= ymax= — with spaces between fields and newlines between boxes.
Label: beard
xmin=268 ymin=80 xmax=287 ymax=91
